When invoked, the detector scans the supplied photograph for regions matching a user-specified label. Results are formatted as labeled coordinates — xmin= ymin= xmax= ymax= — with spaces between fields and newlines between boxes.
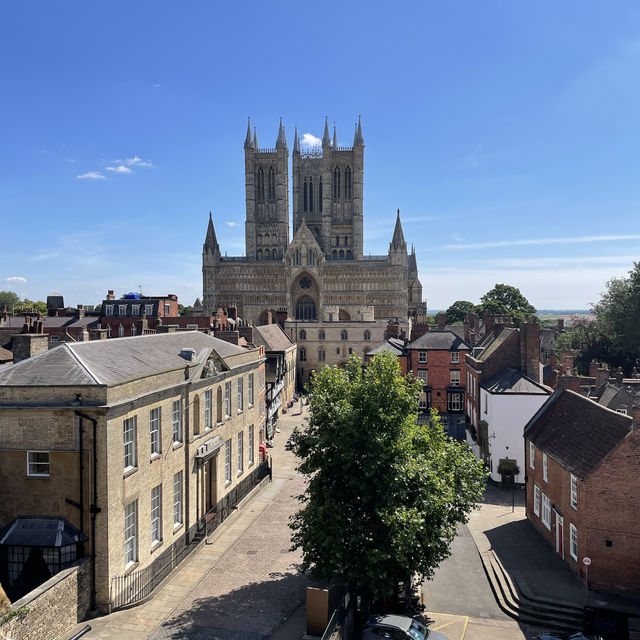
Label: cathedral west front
xmin=202 ymin=117 xmax=425 ymax=330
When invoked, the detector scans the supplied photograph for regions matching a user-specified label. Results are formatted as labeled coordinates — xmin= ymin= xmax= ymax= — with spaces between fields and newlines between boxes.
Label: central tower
xmin=292 ymin=117 xmax=364 ymax=260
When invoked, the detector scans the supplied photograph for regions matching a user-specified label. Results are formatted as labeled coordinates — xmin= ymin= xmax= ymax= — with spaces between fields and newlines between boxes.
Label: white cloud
xmin=6 ymin=276 xmax=27 ymax=284
xmin=77 ymin=171 xmax=106 ymax=180
xmin=301 ymin=133 xmax=321 ymax=147
xmin=106 ymin=165 xmax=133 ymax=174
xmin=443 ymin=234 xmax=640 ymax=250
xmin=225 ymin=221 xmax=240 ymax=227
xmin=124 ymin=156 xmax=153 ymax=167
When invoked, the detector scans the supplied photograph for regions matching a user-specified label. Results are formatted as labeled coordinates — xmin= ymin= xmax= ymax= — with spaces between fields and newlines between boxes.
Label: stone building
xmin=0 ymin=331 xmax=266 ymax=611
xmin=202 ymin=117 xmax=426 ymax=327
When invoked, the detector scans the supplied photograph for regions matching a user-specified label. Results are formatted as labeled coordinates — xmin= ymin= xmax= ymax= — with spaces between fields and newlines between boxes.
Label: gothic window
xmin=296 ymin=296 xmax=316 ymax=321
xmin=345 ymin=166 xmax=352 ymax=198
xmin=364 ymin=330 xmax=371 ymax=341
xmin=299 ymin=276 xmax=312 ymax=290
xmin=319 ymin=348 xmax=325 ymax=362
xmin=339 ymin=250 xmax=345 ymax=260
xmin=347 ymin=250 xmax=353 ymax=259
xmin=318 ymin=178 xmax=323 ymax=212
xmin=299 ymin=329 xmax=306 ymax=340
xmin=344 ymin=235 xmax=348 ymax=246
xmin=265 ymin=251 xmax=270 ymax=260
xmin=308 ymin=249 xmax=314 ymax=266
xmin=256 ymin=168 xmax=265 ymax=202
xmin=348 ymin=347 xmax=353 ymax=354
xmin=272 ymin=249 xmax=277 ymax=260
xmin=257 ymin=249 xmax=262 ymax=259
xmin=303 ymin=180 xmax=308 ymax=212
xmin=332 ymin=250 xmax=337 ymax=260
xmin=333 ymin=166 xmax=340 ymax=199
xmin=268 ymin=167 xmax=276 ymax=200
xmin=309 ymin=178 xmax=314 ymax=212
xmin=336 ymin=236 xmax=340 ymax=247
xmin=294 ymin=249 xmax=301 ymax=266
xmin=341 ymin=330 xmax=348 ymax=340
xmin=257 ymin=234 xmax=263 ymax=244
xmin=318 ymin=330 xmax=325 ymax=340
xmin=300 ymin=347 xmax=306 ymax=361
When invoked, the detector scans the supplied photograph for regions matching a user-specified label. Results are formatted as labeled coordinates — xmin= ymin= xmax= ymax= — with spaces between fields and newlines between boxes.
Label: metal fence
xmin=110 ymin=458 xmax=271 ymax=610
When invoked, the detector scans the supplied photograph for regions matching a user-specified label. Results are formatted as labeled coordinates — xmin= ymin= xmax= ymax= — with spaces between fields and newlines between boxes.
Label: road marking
xmin=426 ymin=612 xmax=469 ymax=640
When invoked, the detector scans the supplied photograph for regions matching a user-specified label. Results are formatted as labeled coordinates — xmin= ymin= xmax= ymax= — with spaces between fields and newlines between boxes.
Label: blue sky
xmin=1 ymin=1 xmax=639 ymax=311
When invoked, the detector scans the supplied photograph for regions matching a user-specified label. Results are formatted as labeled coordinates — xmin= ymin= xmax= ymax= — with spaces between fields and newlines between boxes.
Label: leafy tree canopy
xmin=290 ymin=353 xmax=486 ymax=600
xmin=477 ymin=284 xmax=536 ymax=327
xmin=0 ymin=291 xmax=20 ymax=313
xmin=19 ymin=299 xmax=47 ymax=314
xmin=178 ymin=304 xmax=194 ymax=317
xmin=444 ymin=300 xmax=475 ymax=325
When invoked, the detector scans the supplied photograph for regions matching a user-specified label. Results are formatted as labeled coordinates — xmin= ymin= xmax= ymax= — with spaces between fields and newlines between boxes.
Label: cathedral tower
xmin=292 ymin=117 xmax=364 ymax=260
xmin=244 ymin=118 xmax=290 ymax=260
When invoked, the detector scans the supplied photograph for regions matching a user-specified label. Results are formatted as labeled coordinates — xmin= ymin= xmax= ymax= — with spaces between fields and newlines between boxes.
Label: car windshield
xmin=408 ymin=621 xmax=427 ymax=640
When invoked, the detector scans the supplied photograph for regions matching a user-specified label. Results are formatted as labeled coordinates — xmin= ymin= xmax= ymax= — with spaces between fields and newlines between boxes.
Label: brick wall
xmin=1 ymin=558 xmax=90 ymax=640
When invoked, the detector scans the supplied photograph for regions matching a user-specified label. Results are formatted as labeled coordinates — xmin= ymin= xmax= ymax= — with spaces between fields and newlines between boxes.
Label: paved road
xmin=422 ymin=523 xmax=509 ymax=621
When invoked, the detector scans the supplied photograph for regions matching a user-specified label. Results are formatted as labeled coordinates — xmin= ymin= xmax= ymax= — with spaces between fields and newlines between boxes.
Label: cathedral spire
xmin=276 ymin=117 xmax=287 ymax=149
xmin=244 ymin=117 xmax=253 ymax=149
xmin=204 ymin=211 xmax=221 ymax=256
xmin=391 ymin=208 xmax=406 ymax=250
xmin=353 ymin=115 xmax=364 ymax=146
xmin=322 ymin=116 xmax=331 ymax=147
xmin=252 ymin=127 xmax=258 ymax=150
xmin=293 ymin=126 xmax=300 ymax=155
xmin=332 ymin=124 xmax=338 ymax=148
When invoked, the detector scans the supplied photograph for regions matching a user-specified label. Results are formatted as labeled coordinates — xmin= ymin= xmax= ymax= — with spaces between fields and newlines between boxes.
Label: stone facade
xmin=0 ymin=332 xmax=266 ymax=611
xmin=202 ymin=118 xmax=426 ymax=326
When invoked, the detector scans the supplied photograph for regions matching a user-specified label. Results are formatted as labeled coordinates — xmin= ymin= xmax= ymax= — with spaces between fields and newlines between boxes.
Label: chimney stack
xmin=106 ymin=290 xmax=115 ymax=301
xmin=438 ymin=312 xmax=446 ymax=331
xmin=12 ymin=333 xmax=49 ymax=362
xmin=75 ymin=304 xmax=85 ymax=319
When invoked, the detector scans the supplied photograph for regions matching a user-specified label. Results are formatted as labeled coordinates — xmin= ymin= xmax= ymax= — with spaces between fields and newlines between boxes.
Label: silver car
xmin=363 ymin=614 xmax=449 ymax=640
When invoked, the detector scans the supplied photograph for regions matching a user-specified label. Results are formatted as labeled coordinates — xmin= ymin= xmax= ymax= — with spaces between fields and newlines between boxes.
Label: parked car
xmin=535 ymin=633 xmax=603 ymax=640
xmin=363 ymin=614 xmax=449 ymax=640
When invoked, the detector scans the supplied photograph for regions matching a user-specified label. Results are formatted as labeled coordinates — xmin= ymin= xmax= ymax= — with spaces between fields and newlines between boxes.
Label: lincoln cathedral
xmin=202 ymin=117 xmax=425 ymax=334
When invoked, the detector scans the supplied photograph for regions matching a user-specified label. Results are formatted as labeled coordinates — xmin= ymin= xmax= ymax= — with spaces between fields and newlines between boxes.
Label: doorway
xmin=555 ymin=512 xmax=564 ymax=558
xmin=205 ymin=458 xmax=217 ymax=513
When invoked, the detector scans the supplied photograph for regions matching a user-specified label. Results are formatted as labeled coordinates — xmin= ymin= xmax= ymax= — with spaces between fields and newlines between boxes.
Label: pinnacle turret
xmin=244 ymin=117 xmax=253 ymax=149
xmin=276 ymin=117 xmax=287 ymax=149
xmin=390 ymin=209 xmax=406 ymax=251
xmin=332 ymin=125 xmax=338 ymax=148
xmin=322 ymin=116 xmax=331 ymax=147
xmin=353 ymin=115 xmax=364 ymax=146
xmin=293 ymin=126 xmax=300 ymax=155
xmin=204 ymin=211 xmax=221 ymax=256
xmin=252 ymin=127 xmax=258 ymax=150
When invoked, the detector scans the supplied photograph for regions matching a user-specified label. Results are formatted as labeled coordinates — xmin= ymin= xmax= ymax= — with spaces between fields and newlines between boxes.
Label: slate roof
xmin=0 ymin=516 xmax=87 ymax=547
xmin=0 ymin=331 xmax=247 ymax=387
xmin=482 ymin=368 xmax=550 ymax=395
xmin=408 ymin=330 xmax=470 ymax=351
xmin=0 ymin=315 xmax=99 ymax=329
xmin=253 ymin=324 xmax=294 ymax=352
xmin=366 ymin=338 xmax=404 ymax=357
xmin=472 ymin=326 xmax=516 ymax=361
xmin=524 ymin=389 xmax=633 ymax=479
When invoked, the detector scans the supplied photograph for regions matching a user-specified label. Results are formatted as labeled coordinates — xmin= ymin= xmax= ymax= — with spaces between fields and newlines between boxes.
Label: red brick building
xmin=524 ymin=389 xmax=640 ymax=593
xmin=406 ymin=330 xmax=470 ymax=439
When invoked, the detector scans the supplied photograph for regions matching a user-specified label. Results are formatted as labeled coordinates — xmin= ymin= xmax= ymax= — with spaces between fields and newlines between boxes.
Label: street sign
xmin=583 ymin=557 xmax=592 ymax=566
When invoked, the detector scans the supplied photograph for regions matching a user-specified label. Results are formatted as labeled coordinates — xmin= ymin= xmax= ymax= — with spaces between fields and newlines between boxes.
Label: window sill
xmin=173 ymin=441 xmax=184 ymax=450
xmin=173 ymin=522 xmax=184 ymax=534
xmin=237 ymin=470 xmax=244 ymax=477
xmin=237 ymin=410 xmax=243 ymax=415
xmin=123 ymin=466 xmax=138 ymax=479
xmin=150 ymin=453 xmax=162 ymax=462
xmin=151 ymin=540 xmax=163 ymax=554
xmin=26 ymin=474 xmax=50 ymax=479
xmin=225 ymin=480 xmax=231 ymax=487
xmin=124 ymin=561 xmax=139 ymax=575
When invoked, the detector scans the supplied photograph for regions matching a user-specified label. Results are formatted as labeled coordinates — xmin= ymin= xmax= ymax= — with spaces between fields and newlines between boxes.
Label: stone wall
xmin=0 ymin=558 xmax=90 ymax=640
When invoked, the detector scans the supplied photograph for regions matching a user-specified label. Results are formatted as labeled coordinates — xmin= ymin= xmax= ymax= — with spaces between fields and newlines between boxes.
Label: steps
xmin=478 ymin=548 xmax=585 ymax=631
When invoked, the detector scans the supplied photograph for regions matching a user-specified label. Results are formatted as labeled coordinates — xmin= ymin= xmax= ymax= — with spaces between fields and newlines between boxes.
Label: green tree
xmin=290 ymin=353 xmax=486 ymax=601
xmin=445 ymin=300 xmax=475 ymax=325
xmin=19 ymin=299 xmax=47 ymax=315
xmin=592 ymin=262 xmax=640 ymax=374
xmin=0 ymin=291 xmax=20 ymax=313
xmin=477 ymin=284 xmax=536 ymax=327
xmin=178 ymin=304 xmax=194 ymax=317
xmin=554 ymin=317 xmax=611 ymax=375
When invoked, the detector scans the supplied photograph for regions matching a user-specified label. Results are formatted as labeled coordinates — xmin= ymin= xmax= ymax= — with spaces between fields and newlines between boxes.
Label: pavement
xmin=63 ymin=420 xmax=640 ymax=640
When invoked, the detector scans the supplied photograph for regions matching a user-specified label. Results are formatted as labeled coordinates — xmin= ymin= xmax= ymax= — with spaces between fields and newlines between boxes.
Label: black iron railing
xmin=110 ymin=458 xmax=271 ymax=610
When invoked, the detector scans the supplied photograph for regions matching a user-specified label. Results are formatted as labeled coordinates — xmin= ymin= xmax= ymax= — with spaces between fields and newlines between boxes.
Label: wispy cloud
xmin=123 ymin=155 xmax=153 ymax=168
xmin=106 ymin=165 xmax=132 ymax=174
xmin=6 ymin=276 xmax=27 ymax=284
xmin=77 ymin=171 xmax=106 ymax=180
xmin=301 ymin=133 xmax=321 ymax=147
xmin=33 ymin=252 xmax=60 ymax=261
xmin=225 ymin=221 xmax=240 ymax=228
xmin=443 ymin=234 xmax=640 ymax=250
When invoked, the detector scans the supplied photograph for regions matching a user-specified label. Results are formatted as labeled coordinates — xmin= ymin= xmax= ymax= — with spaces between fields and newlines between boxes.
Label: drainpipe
xmin=183 ymin=368 xmax=191 ymax=543
xmin=75 ymin=410 xmax=100 ymax=612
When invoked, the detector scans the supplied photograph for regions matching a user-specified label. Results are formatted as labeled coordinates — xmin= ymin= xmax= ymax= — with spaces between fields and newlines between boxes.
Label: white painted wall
xmin=481 ymin=389 xmax=550 ymax=483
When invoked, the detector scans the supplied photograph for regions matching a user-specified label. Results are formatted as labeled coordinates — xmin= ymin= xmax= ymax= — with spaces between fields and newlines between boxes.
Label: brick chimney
xmin=556 ymin=318 xmax=564 ymax=331
xmin=215 ymin=330 xmax=240 ymax=345
xmin=89 ymin=328 xmax=107 ymax=340
xmin=12 ymin=333 xmax=49 ymax=362
xmin=227 ymin=307 xmax=238 ymax=322
xmin=275 ymin=308 xmax=288 ymax=328
xmin=238 ymin=325 xmax=254 ymax=343
xmin=106 ymin=290 xmax=115 ymax=301
xmin=75 ymin=304 xmax=85 ymax=319
xmin=266 ymin=310 xmax=273 ymax=325
xmin=519 ymin=320 xmax=540 ymax=382
xmin=438 ymin=312 xmax=446 ymax=331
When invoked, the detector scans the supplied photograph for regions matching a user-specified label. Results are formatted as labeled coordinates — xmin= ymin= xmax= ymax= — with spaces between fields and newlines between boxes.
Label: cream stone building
xmin=0 ymin=332 xmax=266 ymax=611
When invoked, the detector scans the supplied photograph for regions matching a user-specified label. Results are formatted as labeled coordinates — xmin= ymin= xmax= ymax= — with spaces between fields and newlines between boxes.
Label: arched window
xmin=347 ymin=250 xmax=353 ymax=260
xmin=348 ymin=347 xmax=352 ymax=355
xmin=256 ymin=168 xmax=265 ymax=202
xmin=303 ymin=180 xmax=308 ymax=212
xmin=257 ymin=249 xmax=262 ymax=260
xmin=318 ymin=178 xmax=323 ymax=212
xmin=295 ymin=249 xmax=301 ymax=266
xmin=319 ymin=348 xmax=325 ymax=362
xmin=344 ymin=235 xmax=348 ymax=246
xmin=364 ymin=330 xmax=371 ymax=341
xmin=118 ymin=324 xmax=124 ymax=337
xmin=106 ymin=324 xmax=112 ymax=338
xmin=265 ymin=251 xmax=270 ymax=260
xmin=339 ymin=250 xmax=345 ymax=260
xmin=296 ymin=296 xmax=317 ymax=321
xmin=299 ymin=329 xmax=306 ymax=340
xmin=257 ymin=234 xmax=263 ymax=245
xmin=341 ymin=330 xmax=348 ymax=340
xmin=268 ymin=167 xmax=276 ymax=200
xmin=308 ymin=249 xmax=314 ymax=266
xmin=336 ymin=236 xmax=340 ymax=247
xmin=345 ymin=166 xmax=352 ymax=198
xmin=308 ymin=177 xmax=314 ymax=212
xmin=131 ymin=323 xmax=137 ymax=336
xmin=217 ymin=387 xmax=223 ymax=423
xmin=318 ymin=330 xmax=325 ymax=340
xmin=272 ymin=248 xmax=277 ymax=260
xmin=332 ymin=250 xmax=337 ymax=260
xmin=300 ymin=347 xmax=307 ymax=361
xmin=333 ymin=166 xmax=340 ymax=199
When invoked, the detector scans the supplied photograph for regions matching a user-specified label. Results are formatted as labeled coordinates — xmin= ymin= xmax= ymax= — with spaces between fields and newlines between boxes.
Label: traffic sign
xmin=583 ymin=557 xmax=591 ymax=566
